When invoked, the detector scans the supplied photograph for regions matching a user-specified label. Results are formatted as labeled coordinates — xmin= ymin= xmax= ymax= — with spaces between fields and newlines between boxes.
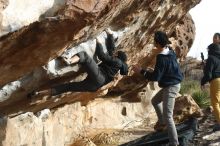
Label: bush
xmin=192 ymin=90 xmax=210 ymax=108
xmin=180 ymin=80 xmax=210 ymax=108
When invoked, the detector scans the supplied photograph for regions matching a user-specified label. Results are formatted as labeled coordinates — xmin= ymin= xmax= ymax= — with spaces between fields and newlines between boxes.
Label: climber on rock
xmin=28 ymin=30 xmax=128 ymax=97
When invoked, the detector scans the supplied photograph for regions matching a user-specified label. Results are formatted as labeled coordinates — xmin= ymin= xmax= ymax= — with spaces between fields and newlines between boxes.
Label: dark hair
xmin=154 ymin=31 xmax=171 ymax=48
xmin=214 ymin=33 xmax=220 ymax=38
xmin=117 ymin=51 xmax=127 ymax=62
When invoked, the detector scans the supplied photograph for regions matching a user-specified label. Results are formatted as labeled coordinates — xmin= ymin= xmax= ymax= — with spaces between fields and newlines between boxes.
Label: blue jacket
xmin=141 ymin=48 xmax=183 ymax=87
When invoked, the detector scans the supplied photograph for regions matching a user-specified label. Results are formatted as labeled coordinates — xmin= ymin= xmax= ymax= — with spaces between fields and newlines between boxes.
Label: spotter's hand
xmin=132 ymin=64 xmax=142 ymax=74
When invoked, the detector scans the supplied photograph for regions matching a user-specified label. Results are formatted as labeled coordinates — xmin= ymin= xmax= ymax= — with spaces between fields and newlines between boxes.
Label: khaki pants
xmin=210 ymin=78 xmax=220 ymax=123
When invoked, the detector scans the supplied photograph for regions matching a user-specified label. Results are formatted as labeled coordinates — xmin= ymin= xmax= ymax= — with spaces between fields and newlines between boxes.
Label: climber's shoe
xmin=27 ymin=90 xmax=39 ymax=99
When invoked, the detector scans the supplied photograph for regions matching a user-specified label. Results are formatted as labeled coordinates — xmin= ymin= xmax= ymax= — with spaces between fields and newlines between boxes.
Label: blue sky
xmin=188 ymin=0 xmax=220 ymax=59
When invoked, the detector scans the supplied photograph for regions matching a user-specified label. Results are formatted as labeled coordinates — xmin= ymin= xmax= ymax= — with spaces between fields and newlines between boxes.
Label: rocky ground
xmin=190 ymin=108 xmax=220 ymax=146
xmin=78 ymin=109 xmax=220 ymax=146
xmin=118 ymin=110 xmax=220 ymax=146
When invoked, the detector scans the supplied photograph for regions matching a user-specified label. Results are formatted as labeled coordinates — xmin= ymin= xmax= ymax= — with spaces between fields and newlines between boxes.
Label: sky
xmin=187 ymin=0 xmax=220 ymax=60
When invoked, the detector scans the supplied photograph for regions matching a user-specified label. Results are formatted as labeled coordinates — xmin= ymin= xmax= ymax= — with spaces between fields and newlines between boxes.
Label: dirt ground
xmin=71 ymin=109 xmax=220 ymax=146
xmin=103 ymin=109 xmax=220 ymax=146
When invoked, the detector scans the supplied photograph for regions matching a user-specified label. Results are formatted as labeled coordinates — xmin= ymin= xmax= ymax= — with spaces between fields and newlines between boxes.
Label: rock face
xmin=170 ymin=14 xmax=196 ymax=61
xmin=1 ymin=94 xmax=157 ymax=146
xmin=0 ymin=90 xmax=202 ymax=146
xmin=0 ymin=0 xmax=201 ymax=145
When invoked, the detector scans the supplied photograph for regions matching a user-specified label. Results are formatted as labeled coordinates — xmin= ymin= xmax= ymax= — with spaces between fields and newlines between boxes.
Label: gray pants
xmin=51 ymin=52 xmax=106 ymax=96
xmin=151 ymin=84 xmax=180 ymax=145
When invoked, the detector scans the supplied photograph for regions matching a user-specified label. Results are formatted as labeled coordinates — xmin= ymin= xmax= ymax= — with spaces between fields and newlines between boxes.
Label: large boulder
xmin=0 ymin=0 xmax=202 ymax=145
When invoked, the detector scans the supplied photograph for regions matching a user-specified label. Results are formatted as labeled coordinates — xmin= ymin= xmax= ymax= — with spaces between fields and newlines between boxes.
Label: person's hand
xmin=132 ymin=64 xmax=142 ymax=74
xmin=201 ymin=85 xmax=205 ymax=90
xmin=147 ymin=67 xmax=154 ymax=72
xmin=105 ymin=28 xmax=113 ymax=35
xmin=63 ymin=56 xmax=71 ymax=64
xmin=96 ymin=38 xmax=101 ymax=44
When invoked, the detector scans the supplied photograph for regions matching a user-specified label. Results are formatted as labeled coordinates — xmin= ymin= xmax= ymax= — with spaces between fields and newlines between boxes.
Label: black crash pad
xmin=121 ymin=118 xmax=198 ymax=146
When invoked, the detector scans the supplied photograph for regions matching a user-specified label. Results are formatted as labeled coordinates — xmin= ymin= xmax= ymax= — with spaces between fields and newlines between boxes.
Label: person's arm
xmin=201 ymin=57 xmax=214 ymax=85
xmin=132 ymin=56 xmax=165 ymax=81
xmin=140 ymin=56 xmax=165 ymax=81
xmin=119 ymin=63 xmax=128 ymax=75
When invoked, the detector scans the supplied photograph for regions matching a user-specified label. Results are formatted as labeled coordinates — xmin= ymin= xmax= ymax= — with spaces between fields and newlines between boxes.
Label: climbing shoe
xmin=27 ymin=90 xmax=39 ymax=99
xmin=105 ymin=29 xmax=117 ymax=56
xmin=154 ymin=121 xmax=166 ymax=132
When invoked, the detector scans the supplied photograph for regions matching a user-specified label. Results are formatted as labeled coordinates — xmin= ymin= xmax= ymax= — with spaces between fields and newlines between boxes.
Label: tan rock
xmin=174 ymin=95 xmax=202 ymax=123
xmin=71 ymin=138 xmax=96 ymax=146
